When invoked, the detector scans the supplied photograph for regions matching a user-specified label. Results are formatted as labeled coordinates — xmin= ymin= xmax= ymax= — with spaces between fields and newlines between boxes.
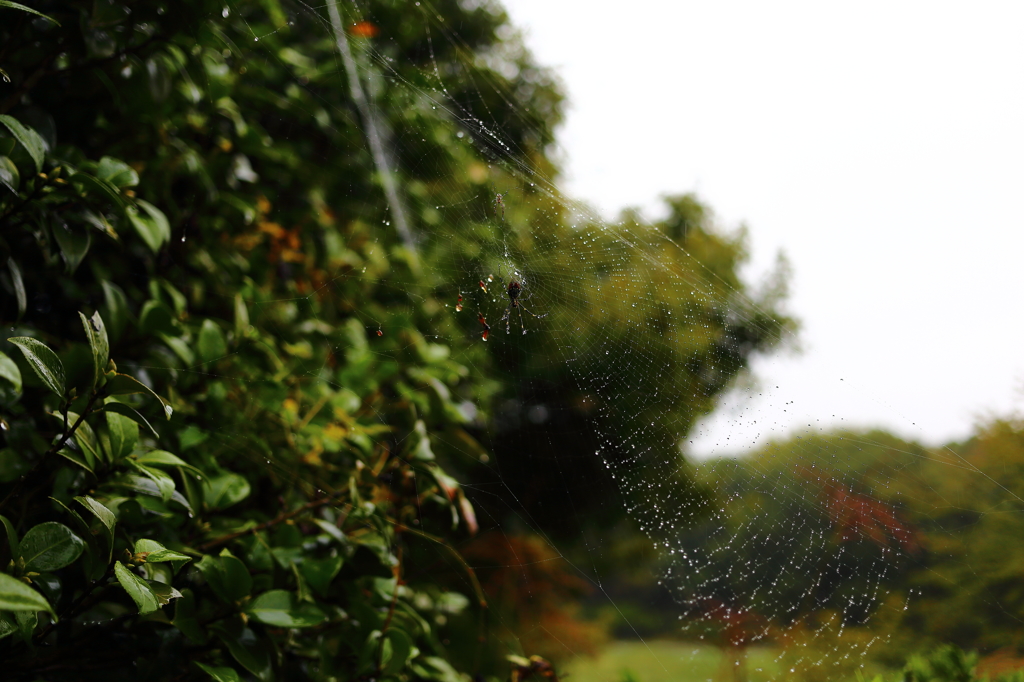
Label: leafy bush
xmin=0 ymin=1 xmax=499 ymax=679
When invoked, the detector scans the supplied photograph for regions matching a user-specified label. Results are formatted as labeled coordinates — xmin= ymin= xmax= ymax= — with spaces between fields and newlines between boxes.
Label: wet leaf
xmin=96 ymin=156 xmax=138 ymax=188
xmin=114 ymin=561 xmax=161 ymax=614
xmin=106 ymin=409 xmax=139 ymax=460
xmin=135 ymin=538 xmax=192 ymax=564
xmin=128 ymin=199 xmax=170 ymax=252
xmin=102 ymin=400 xmax=158 ymax=438
xmin=0 ymin=1 xmax=60 ymax=25
xmin=245 ymin=590 xmax=326 ymax=628
xmin=0 ymin=513 xmax=19 ymax=557
xmin=74 ymin=495 xmax=115 ymax=552
xmin=104 ymin=372 xmax=173 ymax=419
xmin=7 ymin=337 xmax=64 ymax=396
xmin=20 ymin=521 xmax=84 ymax=571
xmin=128 ymin=461 xmax=175 ymax=502
xmin=0 ymin=350 xmax=22 ymax=392
xmin=0 ymin=115 xmax=45 ymax=172
xmin=7 ymin=258 xmax=25 ymax=321
xmin=195 ymin=662 xmax=242 ymax=682
xmin=0 ymin=572 xmax=54 ymax=615
xmin=79 ymin=311 xmax=108 ymax=390
xmin=51 ymin=222 xmax=91 ymax=273
xmin=0 ymin=155 xmax=18 ymax=193
xmin=204 ymin=472 xmax=250 ymax=509
xmin=137 ymin=449 xmax=203 ymax=477
xmin=198 ymin=319 xmax=227 ymax=363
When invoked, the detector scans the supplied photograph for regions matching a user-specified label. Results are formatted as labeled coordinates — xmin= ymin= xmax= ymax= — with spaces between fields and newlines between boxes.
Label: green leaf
xmin=135 ymin=538 xmax=192 ymax=564
xmin=158 ymin=279 xmax=188 ymax=315
xmin=7 ymin=258 xmax=25 ymax=321
xmin=159 ymin=333 xmax=194 ymax=365
xmin=0 ymin=350 xmax=22 ymax=393
xmin=198 ymin=319 xmax=228 ymax=364
xmin=410 ymin=656 xmax=465 ymax=682
xmin=106 ymin=409 xmax=139 ymax=460
xmin=245 ymin=590 xmax=326 ymax=628
xmin=234 ymin=293 xmax=249 ymax=337
xmin=104 ymin=372 xmax=173 ymax=419
xmin=0 ymin=1 xmax=60 ymax=25
xmin=51 ymin=222 xmax=91 ymax=273
xmin=173 ymin=589 xmax=207 ymax=643
xmin=113 ymin=474 xmax=192 ymax=511
xmin=74 ymin=495 xmax=115 ymax=532
xmin=212 ymin=623 xmax=273 ymax=682
xmin=380 ymin=627 xmax=416 ymax=677
xmin=96 ymin=156 xmax=138 ymax=188
xmin=70 ymin=172 xmax=124 ymax=214
xmin=195 ymin=663 xmax=242 ymax=682
xmin=0 ymin=612 xmax=16 ymax=641
xmin=128 ymin=199 xmax=171 ymax=252
xmin=7 ymin=337 xmax=64 ymax=396
xmin=138 ymin=300 xmax=177 ymax=336
xmin=137 ymin=449 xmax=203 ymax=477
xmin=48 ymin=496 xmax=102 ymax=565
xmin=100 ymin=280 xmax=129 ymax=340
xmin=149 ymin=581 xmax=183 ymax=605
xmin=196 ymin=551 xmax=252 ymax=603
xmin=0 ymin=514 xmax=19 ymax=558
xmin=82 ymin=208 xmax=117 ymax=240
xmin=299 ymin=556 xmax=343 ymax=596
xmin=114 ymin=561 xmax=161 ymax=614
xmin=56 ymin=447 xmax=93 ymax=473
xmin=46 ymin=410 xmax=100 ymax=469
xmin=128 ymin=461 xmax=175 ymax=502
xmin=20 ymin=521 xmax=84 ymax=572
xmin=0 ymin=115 xmax=45 ymax=172
xmin=0 ymin=572 xmax=55 ymax=615
xmin=73 ymin=495 xmax=115 ymax=554
xmin=14 ymin=609 xmax=36 ymax=641
xmin=79 ymin=311 xmax=109 ymax=390
xmin=0 ymin=155 xmax=18 ymax=193
xmin=204 ymin=472 xmax=251 ymax=509
xmin=102 ymin=400 xmax=158 ymax=438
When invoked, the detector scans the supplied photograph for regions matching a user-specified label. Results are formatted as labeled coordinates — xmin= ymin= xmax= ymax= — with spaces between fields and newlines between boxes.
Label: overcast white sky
xmin=501 ymin=0 xmax=1024 ymax=455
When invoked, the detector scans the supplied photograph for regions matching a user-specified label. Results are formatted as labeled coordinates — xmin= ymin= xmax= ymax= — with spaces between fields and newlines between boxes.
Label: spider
xmin=500 ymin=277 xmax=547 ymax=335
xmin=494 ymin=192 xmax=505 ymax=220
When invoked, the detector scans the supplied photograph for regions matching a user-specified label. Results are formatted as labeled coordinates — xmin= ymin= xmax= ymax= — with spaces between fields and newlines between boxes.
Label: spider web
xmin=172 ymin=0 xmax=1020 ymax=678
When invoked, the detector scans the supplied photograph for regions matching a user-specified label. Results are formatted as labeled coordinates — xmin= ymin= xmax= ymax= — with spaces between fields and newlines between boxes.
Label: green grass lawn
xmin=560 ymin=640 xmax=783 ymax=682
